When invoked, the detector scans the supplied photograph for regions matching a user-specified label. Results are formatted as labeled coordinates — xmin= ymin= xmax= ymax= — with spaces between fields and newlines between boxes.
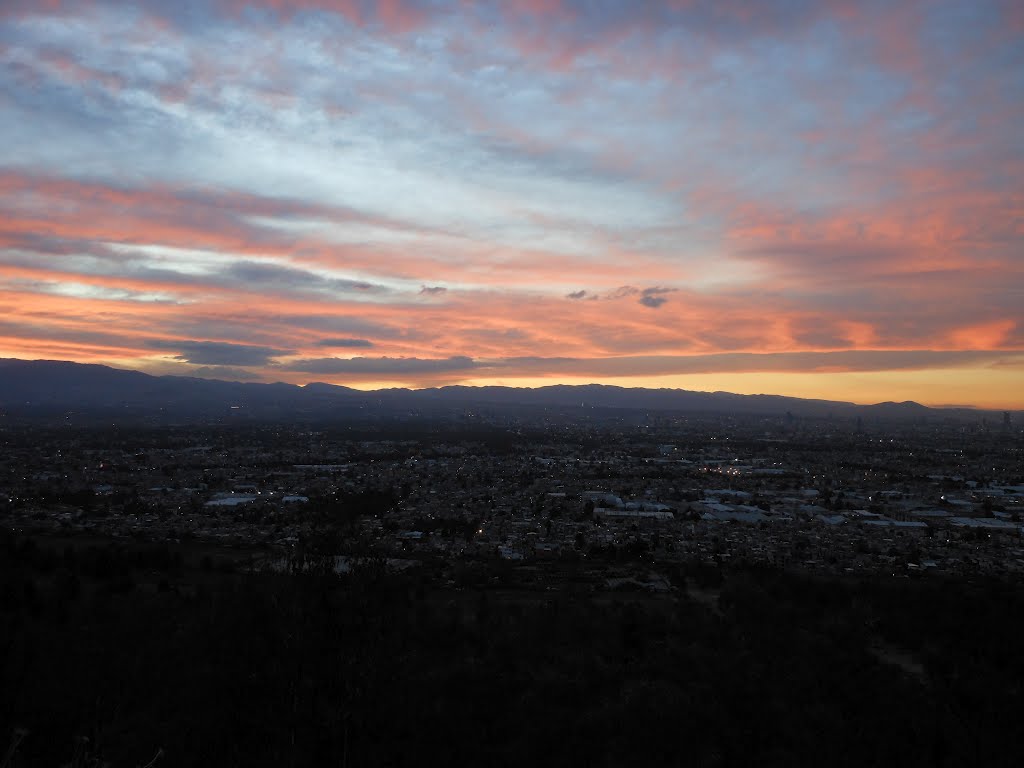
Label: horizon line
xmin=3 ymin=356 xmax=1022 ymax=413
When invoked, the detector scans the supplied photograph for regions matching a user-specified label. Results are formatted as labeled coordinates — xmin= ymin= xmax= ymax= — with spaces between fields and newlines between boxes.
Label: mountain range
xmin=0 ymin=358 xmax=1008 ymax=425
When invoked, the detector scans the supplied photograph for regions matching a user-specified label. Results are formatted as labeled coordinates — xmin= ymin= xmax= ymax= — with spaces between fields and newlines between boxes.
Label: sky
xmin=1 ymin=0 xmax=1022 ymax=408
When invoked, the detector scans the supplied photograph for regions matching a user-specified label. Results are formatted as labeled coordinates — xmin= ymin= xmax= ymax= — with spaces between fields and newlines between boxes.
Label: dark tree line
xmin=2 ymin=529 xmax=1023 ymax=766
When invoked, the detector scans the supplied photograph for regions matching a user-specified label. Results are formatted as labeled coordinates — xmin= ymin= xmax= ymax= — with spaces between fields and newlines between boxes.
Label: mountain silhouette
xmin=0 ymin=358 xmax=999 ymax=424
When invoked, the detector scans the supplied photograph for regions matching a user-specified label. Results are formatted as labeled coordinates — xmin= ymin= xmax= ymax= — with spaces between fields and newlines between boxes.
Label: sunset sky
xmin=1 ymin=1 xmax=1022 ymax=407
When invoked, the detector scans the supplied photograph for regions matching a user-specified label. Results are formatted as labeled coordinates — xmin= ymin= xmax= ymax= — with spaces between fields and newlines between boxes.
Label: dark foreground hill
xmin=3 ymin=530 xmax=1024 ymax=767
xmin=0 ymin=357 xmax=1001 ymax=424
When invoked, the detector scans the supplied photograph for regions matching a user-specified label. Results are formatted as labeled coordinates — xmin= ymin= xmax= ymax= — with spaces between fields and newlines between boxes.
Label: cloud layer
xmin=1 ymin=1 xmax=1022 ymax=406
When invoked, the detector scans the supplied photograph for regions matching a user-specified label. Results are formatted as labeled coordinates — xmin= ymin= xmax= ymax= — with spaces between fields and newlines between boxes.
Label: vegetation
xmin=2 ymin=529 xmax=1023 ymax=766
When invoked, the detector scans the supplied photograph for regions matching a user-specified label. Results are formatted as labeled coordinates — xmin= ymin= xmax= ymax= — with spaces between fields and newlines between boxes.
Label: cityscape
xmin=4 ymin=393 xmax=1024 ymax=765
xmin=4 ymin=412 xmax=1023 ymax=585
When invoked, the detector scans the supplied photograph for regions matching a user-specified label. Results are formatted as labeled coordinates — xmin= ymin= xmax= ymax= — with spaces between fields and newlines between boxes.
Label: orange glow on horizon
xmin=293 ymin=369 xmax=1024 ymax=411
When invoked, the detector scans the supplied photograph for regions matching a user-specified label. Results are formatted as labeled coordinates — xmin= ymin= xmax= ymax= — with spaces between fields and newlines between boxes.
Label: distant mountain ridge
xmin=0 ymin=358 xmax=1009 ymax=424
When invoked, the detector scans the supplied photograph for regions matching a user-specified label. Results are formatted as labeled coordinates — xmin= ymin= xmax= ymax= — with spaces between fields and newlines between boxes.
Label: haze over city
xmin=1 ymin=0 xmax=1022 ymax=407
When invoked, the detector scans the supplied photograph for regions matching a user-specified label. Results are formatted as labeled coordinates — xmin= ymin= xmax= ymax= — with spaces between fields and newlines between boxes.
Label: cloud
xmin=284 ymin=355 xmax=478 ymax=375
xmin=461 ymin=327 xmax=530 ymax=343
xmin=639 ymin=295 xmax=667 ymax=308
xmin=226 ymin=262 xmax=383 ymax=296
xmin=314 ymin=337 xmax=375 ymax=348
xmin=598 ymin=285 xmax=676 ymax=307
xmin=419 ymin=285 xmax=447 ymax=295
xmin=146 ymin=340 xmax=292 ymax=366
xmin=566 ymin=290 xmax=587 ymax=299
xmin=486 ymin=350 xmax=1024 ymax=378
xmin=3 ymin=278 xmax=183 ymax=304
xmin=0 ymin=319 xmax=138 ymax=349
xmin=787 ymin=317 xmax=854 ymax=349
xmin=258 ymin=314 xmax=413 ymax=340
xmin=188 ymin=365 xmax=264 ymax=381
xmin=605 ymin=286 xmax=640 ymax=300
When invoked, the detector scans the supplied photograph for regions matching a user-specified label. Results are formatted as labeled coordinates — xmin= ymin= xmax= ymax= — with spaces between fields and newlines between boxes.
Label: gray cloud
xmin=314 ymin=338 xmax=375 ymax=348
xmin=227 ymin=262 xmax=383 ymax=295
xmin=4 ymin=277 xmax=180 ymax=304
xmin=594 ymin=285 xmax=676 ymax=307
xmin=284 ymin=355 xmax=478 ymax=375
xmin=0 ymin=240 xmax=395 ymax=308
xmin=419 ymin=285 xmax=447 ymax=295
xmin=566 ymin=290 xmax=588 ymax=299
xmin=146 ymin=339 xmax=292 ymax=366
xmin=606 ymin=286 xmax=640 ymax=299
xmin=639 ymin=286 xmax=676 ymax=308
xmin=188 ymin=365 xmax=264 ymax=381
xmin=161 ymin=316 xmax=299 ymax=348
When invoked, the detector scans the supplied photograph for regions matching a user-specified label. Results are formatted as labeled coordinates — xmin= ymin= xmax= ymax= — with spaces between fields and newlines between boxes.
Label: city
xmin=4 ymin=413 xmax=1022 ymax=587
xmin=4 ymin=409 xmax=1024 ymax=765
